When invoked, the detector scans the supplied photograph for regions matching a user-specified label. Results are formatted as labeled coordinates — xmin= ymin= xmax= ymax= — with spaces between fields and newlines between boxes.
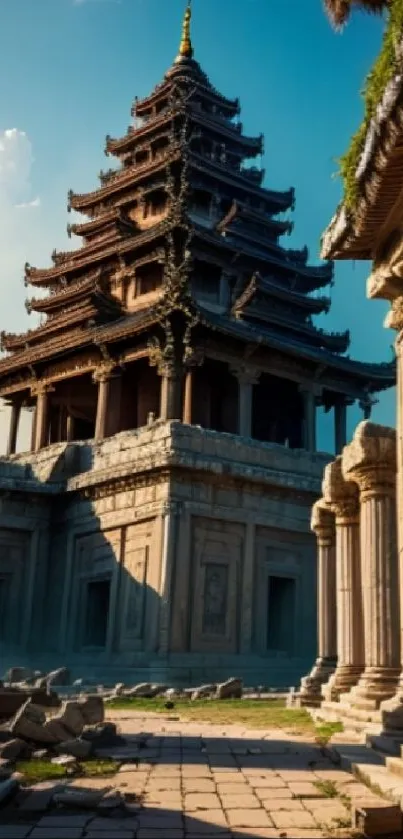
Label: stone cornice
xmin=322 ymin=455 xmax=359 ymax=522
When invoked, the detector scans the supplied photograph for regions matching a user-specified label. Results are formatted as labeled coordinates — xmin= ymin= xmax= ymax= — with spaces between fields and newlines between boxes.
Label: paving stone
xmin=185 ymin=793 xmax=221 ymax=811
xmin=183 ymin=780 xmax=216 ymax=793
xmin=137 ymin=832 xmax=184 ymax=839
xmin=253 ymin=786 xmax=293 ymax=799
xmin=271 ymin=810 xmax=318 ymax=829
xmin=0 ymin=828 xmax=33 ymax=839
xmin=245 ymin=775 xmax=286 ymax=788
xmin=184 ymin=810 xmax=228 ymax=829
xmin=263 ymin=797 xmax=305 ymax=811
xmin=215 ymin=783 xmax=251 ymax=795
xmin=30 ymin=831 xmax=84 ymax=839
xmin=220 ymin=794 xmax=260 ymax=809
xmin=210 ymin=772 xmax=242 ymax=783
xmin=87 ymin=819 xmax=138 ymax=831
xmin=19 ymin=783 xmax=63 ymax=812
xmin=85 ymin=833 xmax=135 ymax=839
xmin=36 ymin=815 xmax=91 ymax=827
xmin=225 ymin=808 xmax=273 ymax=828
xmin=229 ymin=831 xmax=280 ymax=839
xmin=287 ymin=781 xmax=323 ymax=798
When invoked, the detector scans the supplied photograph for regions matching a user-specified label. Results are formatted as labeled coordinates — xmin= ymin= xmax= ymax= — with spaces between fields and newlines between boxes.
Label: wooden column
xmin=32 ymin=384 xmax=53 ymax=452
xmin=7 ymin=401 xmax=22 ymax=456
xmin=66 ymin=412 xmax=74 ymax=442
xmin=183 ymin=368 xmax=193 ymax=425
xmin=300 ymin=386 xmax=318 ymax=453
xmin=159 ymin=364 xmax=182 ymax=421
xmin=93 ymin=367 xmax=112 ymax=442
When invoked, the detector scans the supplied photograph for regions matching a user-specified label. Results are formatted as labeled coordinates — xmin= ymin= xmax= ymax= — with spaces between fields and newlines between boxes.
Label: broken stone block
xmin=31 ymin=688 xmax=60 ymax=708
xmin=58 ymin=700 xmax=85 ymax=736
xmin=215 ymin=677 xmax=243 ymax=699
xmin=46 ymin=667 xmax=71 ymax=687
xmin=43 ymin=718 xmax=75 ymax=742
xmin=125 ymin=682 xmax=154 ymax=698
xmin=191 ymin=683 xmax=216 ymax=700
xmin=97 ymin=789 xmax=124 ymax=810
xmin=55 ymin=738 xmax=92 ymax=759
xmin=78 ymin=695 xmax=104 ymax=725
xmin=11 ymin=701 xmax=57 ymax=745
xmin=32 ymin=750 xmax=48 ymax=760
xmin=0 ymin=758 xmax=12 ymax=779
xmin=353 ymin=801 xmax=402 ymax=835
xmin=82 ymin=722 xmax=120 ymax=747
xmin=5 ymin=667 xmax=34 ymax=684
xmin=113 ymin=683 xmax=125 ymax=696
xmin=0 ymin=738 xmax=29 ymax=761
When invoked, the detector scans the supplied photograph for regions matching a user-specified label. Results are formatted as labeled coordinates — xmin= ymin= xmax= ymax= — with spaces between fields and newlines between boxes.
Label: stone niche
xmin=189 ymin=517 xmax=244 ymax=654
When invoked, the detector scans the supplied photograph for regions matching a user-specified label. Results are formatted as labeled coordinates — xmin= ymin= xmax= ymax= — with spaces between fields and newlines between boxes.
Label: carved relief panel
xmin=190 ymin=518 xmax=243 ymax=653
xmin=118 ymin=520 xmax=155 ymax=651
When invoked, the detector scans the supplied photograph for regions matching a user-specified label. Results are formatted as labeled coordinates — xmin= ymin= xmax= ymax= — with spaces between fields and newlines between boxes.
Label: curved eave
xmin=135 ymin=72 xmax=239 ymax=119
xmin=190 ymin=155 xmax=295 ymax=212
xmin=0 ymin=307 xmax=160 ymax=376
xmin=1 ymin=298 xmax=119 ymax=352
xmin=259 ymin=280 xmax=331 ymax=314
xmin=25 ymin=221 xmax=168 ymax=286
xmin=197 ymin=306 xmax=395 ymax=392
xmin=70 ymin=209 xmax=121 ymax=238
xmin=191 ymin=112 xmax=263 ymax=155
xmin=321 ymin=69 xmax=403 ymax=261
xmin=70 ymin=149 xmax=179 ymax=213
xmin=194 ymin=225 xmax=333 ymax=283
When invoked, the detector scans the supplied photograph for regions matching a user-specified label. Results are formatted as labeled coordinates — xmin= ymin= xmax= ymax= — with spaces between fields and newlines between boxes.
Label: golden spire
xmin=178 ymin=2 xmax=193 ymax=60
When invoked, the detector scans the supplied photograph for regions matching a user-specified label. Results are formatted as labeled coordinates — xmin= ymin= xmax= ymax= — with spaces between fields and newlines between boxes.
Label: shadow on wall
xmin=0 ymin=444 xmax=162 ymax=680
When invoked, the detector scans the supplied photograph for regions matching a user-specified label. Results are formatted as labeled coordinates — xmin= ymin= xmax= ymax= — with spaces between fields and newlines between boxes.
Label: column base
xmin=380 ymin=678 xmax=403 ymax=732
xmin=321 ymin=664 xmax=363 ymax=702
xmin=343 ymin=667 xmax=400 ymax=711
xmin=293 ymin=656 xmax=337 ymax=707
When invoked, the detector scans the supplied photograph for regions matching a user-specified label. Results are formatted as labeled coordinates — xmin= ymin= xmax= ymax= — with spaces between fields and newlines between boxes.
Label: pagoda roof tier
xmin=134 ymin=59 xmax=239 ymax=120
xmin=216 ymin=203 xmax=308 ymax=262
xmin=25 ymin=221 xmax=168 ymax=287
xmin=216 ymin=199 xmax=293 ymax=240
xmin=28 ymin=272 xmax=104 ymax=314
xmin=198 ymin=306 xmax=395 ymax=393
xmin=232 ymin=272 xmax=331 ymax=318
xmin=107 ymin=107 xmax=262 ymax=160
xmin=1 ymin=290 xmax=121 ymax=353
xmin=68 ymin=209 xmax=127 ymax=239
xmin=190 ymin=154 xmax=294 ymax=212
xmin=193 ymin=224 xmax=334 ymax=288
xmin=69 ymin=145 xmax=179 ymax=213
xmin=0 ymin=300 xmax=393 ymax=396
xmin=321 ymin=34 xmax=403 ymax=261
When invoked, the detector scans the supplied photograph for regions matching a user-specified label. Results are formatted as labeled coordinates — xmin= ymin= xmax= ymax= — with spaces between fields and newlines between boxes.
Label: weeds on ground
xmin=16 ymin=758 xmax=119 ymax=784
xmin=313 ymin=778 xmax=338 ymax=798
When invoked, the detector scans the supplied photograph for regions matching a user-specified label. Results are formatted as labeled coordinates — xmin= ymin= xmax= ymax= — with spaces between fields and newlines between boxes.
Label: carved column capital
xmin=311 ymin=499 xmax=335 ymax=546
xmin=230 ymin=363 xmax=261 ymax=386
xmin=322 ymin=456 xmax=359 ymax=522
xmin=184 ymin=347 xmax=204 ymax=369
xmin=342 ymin=421 xmax=396 ymax=499
xmin=30 ymin=381 xmax=54 ymax=398
xmin=92 ymin=362 xmax=118 ymax=384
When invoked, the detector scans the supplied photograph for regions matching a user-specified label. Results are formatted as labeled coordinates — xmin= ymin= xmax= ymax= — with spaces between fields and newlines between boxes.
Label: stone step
xmin=385 ymin=756 xmax=403 ymax=780
xmin=367 ymin=733 xmax=403 ymax=757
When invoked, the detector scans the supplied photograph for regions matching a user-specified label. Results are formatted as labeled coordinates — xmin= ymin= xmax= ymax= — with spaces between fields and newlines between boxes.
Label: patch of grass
xmin=315 ymin=721 xmax=344 ymax=746
xmin=314 ymin=778 xmax=338 ymax=798
xmin=339 ymin=0 xmax=403 ymax=209
xmin=16 ymin=758 xmax=119 ymax=785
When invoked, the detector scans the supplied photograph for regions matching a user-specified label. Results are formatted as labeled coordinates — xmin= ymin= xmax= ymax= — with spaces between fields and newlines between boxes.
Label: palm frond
xmin=324 ymin=0 xmax=389 ymax=28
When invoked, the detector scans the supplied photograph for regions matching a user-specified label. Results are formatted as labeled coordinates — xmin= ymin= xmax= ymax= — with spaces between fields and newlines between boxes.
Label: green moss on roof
xmin=340 ymin=0 xmax=403 ymax=210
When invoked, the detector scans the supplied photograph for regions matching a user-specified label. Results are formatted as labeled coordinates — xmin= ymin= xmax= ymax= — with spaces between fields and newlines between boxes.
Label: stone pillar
xmin=32 ymin=384 xmax=53 ymax=452
xmin=334 ymin=400 xmax=347 ymax=455
xmin=342 ymin=422 xmax=400 ymax=709
xmin=7 ymin=401 xmax=22 ymax=456
xmin=300 ymin=385 xmax=319 ymax=452
xmin=231 ymin=365 xmax=260 ymax=439
xmin=321 ymin=456 xmax=364 ymax=701
xmin=66 ymin=412 xmax=74 ymax=443
xmin=296 ymin=499 xmax=337 ymax=706
xmin=183 ymin=368 xmax=193 ymax=425
xmin=93 ymin=364 xmax=122 ymax=441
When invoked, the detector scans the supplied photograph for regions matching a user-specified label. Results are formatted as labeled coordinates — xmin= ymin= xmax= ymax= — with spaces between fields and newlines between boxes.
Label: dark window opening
xmin=267 ymin=576 xmax=296 ymax=654
xmin=84 ymin=580 xmax=111 ymax=647
xmin=136 ymin=149 xmax=148 ymax=166
xmin=136 ymin=263 xmax=162 ymax=295
xmin=192 ymin=263 xmax=221 ymax=304
xmin=190 ymin=189 xmax=211 ymax=217
xmin=74 ymin=417 xmax=95 ymax=441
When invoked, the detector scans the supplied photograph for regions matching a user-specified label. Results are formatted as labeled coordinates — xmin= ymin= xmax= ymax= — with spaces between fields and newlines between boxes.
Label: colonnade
xmin=298 ymin=421 xmax=403 ymax=724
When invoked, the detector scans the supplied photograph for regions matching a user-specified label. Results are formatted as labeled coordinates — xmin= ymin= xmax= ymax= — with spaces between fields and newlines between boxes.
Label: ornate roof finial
xmin=178 ymin=2 xmax=193 ymax=60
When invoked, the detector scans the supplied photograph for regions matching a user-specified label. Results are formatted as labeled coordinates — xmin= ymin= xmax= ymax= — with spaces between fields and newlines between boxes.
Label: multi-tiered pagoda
xmin=0 ymin=5 xmax=396 ymax=686
xmin=0 ymin=5 xmax=394 ymax=456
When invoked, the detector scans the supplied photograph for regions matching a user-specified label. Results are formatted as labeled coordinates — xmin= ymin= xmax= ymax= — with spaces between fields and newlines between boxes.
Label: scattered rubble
xmin=215 ymin=677 xmax=243 ymax=699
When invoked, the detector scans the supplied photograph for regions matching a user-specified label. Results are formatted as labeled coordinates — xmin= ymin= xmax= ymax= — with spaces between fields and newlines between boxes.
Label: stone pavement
xmin=0 ymin=709 xmax=375 ymax=839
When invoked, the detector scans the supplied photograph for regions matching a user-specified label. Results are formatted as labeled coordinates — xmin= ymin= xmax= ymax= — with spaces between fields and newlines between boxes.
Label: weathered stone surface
xmin=191 ymin=684 xmax=216 ymax=700
xmin=0 ymin=777 xmax=19 ymax=806
xmin=82 ymin=722 xmax=120 ymax=747
xmin=5 ymin=668 xmax=34 ymax=684
xmin=53 ymin=788 xmax=109 ymax=809
xmin=215 ymin=678 xmax=243 ymax=700
xmin=78 ymin=696 xmax=104 ymax=726
xmin=55 ymin=739 xmax=92 ymax=759
xmin=0 ymin=738 xmax=29 ymax=761
xmin=11 ymin=701 xmax=57 ymax=744
xmin=58 ymin=701 xmax=86 ymax=736
xmin=43 ymin=719 xmax=74 ymax=743
xmin=125 ymin=683 xmax=154 ymax=698
xmin=46 ymin=667 xmax=71 ymax=687
xmin=51 ymin=754 xmax=77 ymax=766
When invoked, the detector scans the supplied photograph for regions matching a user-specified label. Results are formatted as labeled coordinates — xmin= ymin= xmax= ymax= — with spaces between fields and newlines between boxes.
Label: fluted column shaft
xmin=321 ymin=456 xmax=364 ymax=702
xmin=296 ymin=500 xmax=337 ymax=706
xmin=343 ymin=421 xmax=399 ymax=709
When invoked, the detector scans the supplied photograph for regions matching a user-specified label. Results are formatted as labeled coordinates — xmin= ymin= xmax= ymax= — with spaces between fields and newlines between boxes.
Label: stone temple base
xmin=343 ymin=668 xmax=400 ymax=712
xmin=0 ymin=423 xmax=328 ymax=688
xmin=321 ymin=665 xmax=363 ymax=702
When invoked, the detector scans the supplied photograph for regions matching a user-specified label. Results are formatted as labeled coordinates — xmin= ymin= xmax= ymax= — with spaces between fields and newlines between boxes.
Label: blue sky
xmin=0 ymin=0 xmax=394 ymax=452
